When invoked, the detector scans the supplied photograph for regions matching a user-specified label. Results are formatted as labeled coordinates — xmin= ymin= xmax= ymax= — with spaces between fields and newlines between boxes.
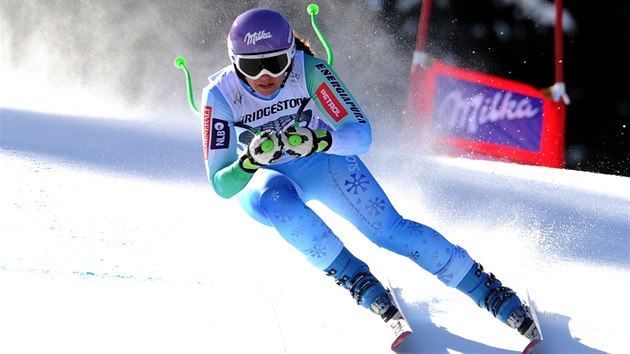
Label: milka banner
xmin=406 ymin=60 xmax=565 ymax=168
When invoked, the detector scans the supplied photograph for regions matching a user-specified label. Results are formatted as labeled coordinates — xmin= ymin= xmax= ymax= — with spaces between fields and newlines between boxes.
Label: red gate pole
xmin=405 ymin=0 xmax=434 ymax=128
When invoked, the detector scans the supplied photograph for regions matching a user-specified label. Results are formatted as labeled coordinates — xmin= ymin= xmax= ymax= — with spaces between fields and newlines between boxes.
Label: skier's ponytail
xmin=294 ymin=32 xmax=316 ymax=57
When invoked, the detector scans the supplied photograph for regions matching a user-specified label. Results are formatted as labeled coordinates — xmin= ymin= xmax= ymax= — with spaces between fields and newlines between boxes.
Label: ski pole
xmin=284 ymin=4 xmax=334 ymax=146
xmin=172 ymin=55 xmax=278 ymax=153
xmin=173 ymin=56 xmax=201 ymax=116
xmin=307 ymin=4 xmax=333 ymax=67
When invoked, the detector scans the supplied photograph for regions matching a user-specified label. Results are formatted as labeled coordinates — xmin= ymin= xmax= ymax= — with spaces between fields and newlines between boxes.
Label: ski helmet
xmin=227 ymin=8 xmax=296 ymax=80
xmin=228 ymin=8 xmax=295 ymax=55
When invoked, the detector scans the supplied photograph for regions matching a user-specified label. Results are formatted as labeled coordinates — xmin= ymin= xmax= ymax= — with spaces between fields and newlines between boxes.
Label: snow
xmin=1 ymin=107 xmax=628 ymax=354
xmin=0 ymin=2 xmax=628 ymax=350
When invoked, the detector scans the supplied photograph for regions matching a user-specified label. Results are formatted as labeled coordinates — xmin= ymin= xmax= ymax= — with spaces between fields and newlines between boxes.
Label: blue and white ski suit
xmin=201 ymin=50 xmax=477 ymax=310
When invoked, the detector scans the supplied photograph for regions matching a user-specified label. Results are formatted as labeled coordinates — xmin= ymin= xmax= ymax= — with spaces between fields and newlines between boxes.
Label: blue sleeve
xmin=303 ymin=55 xmax=372 ymax=156
xmin=202 ymin=82 xmax=254 ymax=199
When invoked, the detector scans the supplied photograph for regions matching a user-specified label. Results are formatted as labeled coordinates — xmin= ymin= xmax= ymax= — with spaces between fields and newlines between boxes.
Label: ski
xmin=386 ymin=279 xmax=413 ymax=351
xmin=522 ymin=289 xmax=543 ymax=354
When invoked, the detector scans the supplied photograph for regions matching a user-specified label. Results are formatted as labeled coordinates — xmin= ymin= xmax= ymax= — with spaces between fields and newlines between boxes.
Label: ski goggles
xmin=232 ymin=48 xmax=293 ymax=80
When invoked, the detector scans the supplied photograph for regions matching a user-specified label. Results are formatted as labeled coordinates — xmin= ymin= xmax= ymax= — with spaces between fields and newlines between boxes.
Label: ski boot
xmin=509 ymin=303 xmax=541 ymax=341
xmin=324 ymin=247 xmax=390 ymax=311
xmin=456 ymin=262 xmax=540 ymax=340
xmin=324 ymin=248 xmax=412 ymax=349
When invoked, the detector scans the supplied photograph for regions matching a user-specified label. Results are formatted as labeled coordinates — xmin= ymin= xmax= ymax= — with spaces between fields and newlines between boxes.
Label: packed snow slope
xmin=2 ymin=1 xmax=629 ymax=353
xmin=1 ymin=108 xmax=628 ymax=354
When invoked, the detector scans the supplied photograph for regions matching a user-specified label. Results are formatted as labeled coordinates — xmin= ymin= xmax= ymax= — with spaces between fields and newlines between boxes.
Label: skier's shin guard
xmin=324 ymin=247 xmax=392 ymax=318
xmin=455 ymin=262 xmax=523 ymax=325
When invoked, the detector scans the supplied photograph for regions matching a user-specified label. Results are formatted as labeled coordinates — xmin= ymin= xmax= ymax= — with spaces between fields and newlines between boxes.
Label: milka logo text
xmin=244 ymin=31 xmax=272 ymax=45
xmin=438 ymin=90 xmax=540 ymax=134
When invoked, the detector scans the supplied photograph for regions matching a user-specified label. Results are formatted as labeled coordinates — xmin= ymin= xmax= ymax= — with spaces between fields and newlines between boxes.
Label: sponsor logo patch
xmin=240 ymin=97 xmax=310 ymax=123
xmin=210 ymin=118 xmax=230 ymax=150
xmin=244 ymin=31 xmax=272 ymax=45
xmin=203 ymin=105 xmax=212 ymax=160
xmin=316 ymin=83 xmax=348 ymax=121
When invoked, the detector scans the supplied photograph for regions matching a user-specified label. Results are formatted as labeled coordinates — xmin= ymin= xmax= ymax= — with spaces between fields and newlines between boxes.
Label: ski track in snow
xmin=1 ymin=109 xmax=629 ymax=354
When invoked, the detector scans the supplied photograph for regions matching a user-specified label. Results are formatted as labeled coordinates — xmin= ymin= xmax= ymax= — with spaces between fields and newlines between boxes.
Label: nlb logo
xmin=211 ymin=118 xmax=230 ymax=150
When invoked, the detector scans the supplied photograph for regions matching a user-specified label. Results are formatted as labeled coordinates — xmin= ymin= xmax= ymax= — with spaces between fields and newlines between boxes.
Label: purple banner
xmin=431 ymin=75 xmax=543 ymax=152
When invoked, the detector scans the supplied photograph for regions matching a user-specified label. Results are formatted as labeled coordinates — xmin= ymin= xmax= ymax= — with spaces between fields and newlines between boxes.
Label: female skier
xmin=201 ymin=7 xmax=539 ymax=347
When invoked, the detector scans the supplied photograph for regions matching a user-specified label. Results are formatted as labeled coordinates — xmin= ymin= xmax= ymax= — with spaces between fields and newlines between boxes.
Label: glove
xmin=280 ymin=126 xmax=332 ymax=157
xmin=239 ymin=130 xmax=283 ymax=172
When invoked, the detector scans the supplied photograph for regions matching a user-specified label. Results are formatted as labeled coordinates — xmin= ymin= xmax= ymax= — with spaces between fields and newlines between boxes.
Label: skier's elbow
xmin=353 ymin=126 xmax=372 ymax=155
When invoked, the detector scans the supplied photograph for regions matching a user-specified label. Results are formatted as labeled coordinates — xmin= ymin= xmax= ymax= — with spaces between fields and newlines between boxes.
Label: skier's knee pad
xmin=324 ymin=247 xmax=389 ymax=314
xmin=455 ymin=262 xmax=523 ymax=324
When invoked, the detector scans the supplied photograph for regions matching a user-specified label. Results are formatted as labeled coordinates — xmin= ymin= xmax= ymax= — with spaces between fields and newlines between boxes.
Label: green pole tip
xmin=174 ymin=56 xmax=186 ymax=69
xmin=307 ymin=4 xmax=319 ymax=15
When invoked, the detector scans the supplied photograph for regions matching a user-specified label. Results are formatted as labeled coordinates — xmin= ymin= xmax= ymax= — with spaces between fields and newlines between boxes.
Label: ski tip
xmin=522 ymin=338 xmax=542 ymax=354
xmin=390 ymin=330 xmax=412 ymax=352
xmin=525 ymin=289 xmax=544 ymax=341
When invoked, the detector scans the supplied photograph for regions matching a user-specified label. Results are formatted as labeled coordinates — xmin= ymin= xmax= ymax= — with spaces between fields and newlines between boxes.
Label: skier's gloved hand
xmin=239 ymin=130 xmax=283 ymax=172
xmin=280 ymin=126 xmax=332 ymax=157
